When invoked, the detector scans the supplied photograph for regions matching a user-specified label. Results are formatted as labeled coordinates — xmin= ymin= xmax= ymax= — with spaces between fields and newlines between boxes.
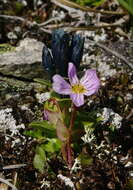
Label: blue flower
xmin=42 ymin=29 xmax=84 ymax=78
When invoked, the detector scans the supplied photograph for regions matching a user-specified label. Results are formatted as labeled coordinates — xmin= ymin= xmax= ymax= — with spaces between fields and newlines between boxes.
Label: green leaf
xmin=43 ymin=138 xmax=62 ymax=153
xmin=45 ymin=100 xmax=59 ymax=112
xmin=33 ymin=146 xmax=46 ymax=173
xmin=24 ymin=129 xmax=46 ymax=139
xmin=77 ymin=110 xmax=102 ymax=128
xmin=109 ymin=124 xmax=116 ymax=132
xmin=128 ymin=0 xmax=133 ymax=8
xmin=125 ymin=179 xmax=133 ymax=190
xmin=57 ymin=98 xmax=71 ymax=102
xmin=72 ymin=0 xmax=105 ymax=7
xmin=44 ymin=99 xmax=64 ymax=125
xmin=29 ymin=121 xmax=56 ymax=138
xmin=29 ymin=121 xmax=55 ymax=129
xmin=82 ymin=121 xmax=95 ymax=135
xmin=78 ymin=153 xmax=93 ymax=166
xmin=50 ymin=91 xmax=61 ymax=99
xmin=92 ymin=0 xmax=105 ymax=6
xmin=34 ymin=78 xmax=52 ymax=87
xmin=83 ymin=121 xmax=94 ymax=128
xmin=118 ymin=0 xmax=133 ymax=15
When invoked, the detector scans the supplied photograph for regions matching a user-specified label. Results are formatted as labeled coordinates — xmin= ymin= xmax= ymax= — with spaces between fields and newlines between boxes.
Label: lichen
xmin=0 ymin=108 xmax=25 ymax=135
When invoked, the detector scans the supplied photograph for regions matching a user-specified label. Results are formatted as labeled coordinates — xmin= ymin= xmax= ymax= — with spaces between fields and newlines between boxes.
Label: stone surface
xmin=0 ymin=76 xmax=45 ymax=127
xmin=0 ymin=76 xmax=47 ymax=105
xmin=0 ymin=38 xmax=48 ymax=79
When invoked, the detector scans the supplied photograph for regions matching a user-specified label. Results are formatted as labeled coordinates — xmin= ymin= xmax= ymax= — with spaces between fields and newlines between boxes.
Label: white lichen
xmin=129 ymin=171 xmax=133 ymax=178
xmin=18 ymin=0 xmax=27 ymax=6
xmin=97 ymin=107 xmax=123 ymax=129
xmin=125 ymin=93 xmax=133 ymax=101
xmin=97 ymin=59 xmax=117 ymax=77
xmin=57 ymin=174 xmax=75 ymax=190
xmin=36 ymin=92 xmax=50 ymax=103
xmin=11 ymin=138 xmax=21 ymax=148
xmin=71 ymin=158 xmax=81 ymax=172
xmin=81 ymin=130 xmax=96 ymax=144
xmin=40 ymin=178 xmax=50 ymax=189
xmin=125 ymin=161 xmax=133 ymax=168
xmin=81 ymin=124 xmax=96 ymax=145
xmin=0 ymin=108 xmax=25 ymax=136
xmin=52 ymin=10 xmax=65 ymax=20
xmin=94 ymin=30 xmax=107 ymax=42
xmin=7 ymin=32 xmax=17 ymax=40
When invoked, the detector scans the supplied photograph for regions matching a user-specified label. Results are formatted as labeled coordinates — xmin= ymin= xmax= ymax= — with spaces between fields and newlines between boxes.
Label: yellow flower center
xmin=71 ymin=83 xmax=86 ymax=93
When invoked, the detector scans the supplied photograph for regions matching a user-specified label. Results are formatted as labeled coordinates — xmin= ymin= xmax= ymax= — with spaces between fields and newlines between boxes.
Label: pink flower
xmin=52 ymin=63 xmax=100 ymax=107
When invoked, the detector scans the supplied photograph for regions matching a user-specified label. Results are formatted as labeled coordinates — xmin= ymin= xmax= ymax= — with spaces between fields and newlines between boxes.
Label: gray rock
xmin=0 ymin=38 xmax=48 ymax=79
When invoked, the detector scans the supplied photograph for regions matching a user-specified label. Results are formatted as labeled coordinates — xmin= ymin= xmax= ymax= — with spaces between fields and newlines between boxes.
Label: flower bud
xmin=70 ymin=34 xmax=84 ymax=69
xmin=51 ymin=29 xmax=70 ymax=77
xmin=42 ymin=46 xmax=55 ymax=78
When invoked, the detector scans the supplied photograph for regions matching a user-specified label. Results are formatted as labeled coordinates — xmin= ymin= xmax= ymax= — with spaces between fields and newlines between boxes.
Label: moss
xmin=0 ymin=44 xmax=16 ymax=54
xmin=14 ymin=2 xmax=25 ymax=15
xmin=3 ymin=10 xmax=15 ymax=16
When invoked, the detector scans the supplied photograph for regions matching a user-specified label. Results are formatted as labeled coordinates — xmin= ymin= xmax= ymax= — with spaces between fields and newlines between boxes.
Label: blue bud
xmin=42 ymin=46 xmax=55 ymax=78
xmin=69 ymin=34 xmax=84 ymax=69
xmin=51 ymin=29 xmax=70 ymax=77
xmin=42 ymin=29 xmax=85 ymax=79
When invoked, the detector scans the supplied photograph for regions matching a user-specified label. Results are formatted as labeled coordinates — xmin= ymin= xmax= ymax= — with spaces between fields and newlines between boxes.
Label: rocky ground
xmin=0 ymin=0 xmax=133 ymax=190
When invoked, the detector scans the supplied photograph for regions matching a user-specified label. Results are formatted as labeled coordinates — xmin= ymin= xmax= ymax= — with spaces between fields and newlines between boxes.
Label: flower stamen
xmin=71 ymin=83 xmax=86 ymax=94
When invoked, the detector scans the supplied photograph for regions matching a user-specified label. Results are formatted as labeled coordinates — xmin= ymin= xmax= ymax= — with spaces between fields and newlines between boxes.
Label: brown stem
xmin=66 ymin=104 xmax=77 ymax=168
xmin=67 ymin=139 xmax=73 ymax=168
xmin=69 ymin=104 xmax=77 ymax=133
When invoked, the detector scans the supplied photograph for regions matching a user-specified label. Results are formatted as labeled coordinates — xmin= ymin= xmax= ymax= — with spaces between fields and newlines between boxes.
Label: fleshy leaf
xmin=44 ymin=98 xmax=63 ymax=125
xmin=34 ymin=78 xmax=52 ymax=87
xmin=125 ymin=179 xmax=133 ymax=190
xmin=56 ymin=119 xmax=69 ymax=142
xmin=43 ymin=138 xmax=62 ymax=153
xmin=78 ymin=152 xmax=93 ymax=166
xmin=24 ymin=129 xmax=46 ymax=139
xmin=28 ymin=121 xmax=56 ymax=138
xmin=33 ymin=146 xmax=46 ymax=173
xmin=44 ymin=109 xmax=62 ymax=125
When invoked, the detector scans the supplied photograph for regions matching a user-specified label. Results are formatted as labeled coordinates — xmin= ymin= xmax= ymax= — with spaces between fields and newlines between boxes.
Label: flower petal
xmin=52 ymin=74 xmax=71 ymax=94
xmin=70 ymin=93 xmax=84 ymax=107
xmin=68 ymin=63 xmax=79 ymax=85
xmin=80 ymin=69 xmax=100 ymax=96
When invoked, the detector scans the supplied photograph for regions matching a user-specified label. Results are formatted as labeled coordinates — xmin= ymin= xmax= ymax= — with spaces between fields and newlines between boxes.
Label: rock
xmin=0 ymin=38 xmax=48 ymax=79
xmin=0 ymin=76 xmax=45 ymax=126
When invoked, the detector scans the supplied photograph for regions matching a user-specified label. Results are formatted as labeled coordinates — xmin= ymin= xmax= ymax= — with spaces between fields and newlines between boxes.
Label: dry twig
xmin=0 ymin=177 xmax=18 ymax=190
xmin=0 ymin=15 xmax=51 ymax=34
xmin=43 ymin=15 xmax=129 ymax=31
xmin=89 ymin=40 xmax=133 ymax=70
xmin=0 ymin=13 xmax=129 ymax=35
xmin=2 ymin=164 xmax=27 ymax=170
xmin=51 ymin=0 xmax=126 ymax=15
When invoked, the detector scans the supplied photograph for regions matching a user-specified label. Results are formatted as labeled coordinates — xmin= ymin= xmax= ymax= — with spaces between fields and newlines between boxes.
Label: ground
xmin=0 ymin=0 xmax=133 ymax=190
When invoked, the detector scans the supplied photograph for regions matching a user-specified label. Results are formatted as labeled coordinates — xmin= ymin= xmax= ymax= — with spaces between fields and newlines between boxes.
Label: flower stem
xmin=69 ymin=103 xmax=77 ymax=133
xmin=67 ymin=104 xmax=77 ymax=168
xmin=67 ymin=140 xmax=73 ymax=169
